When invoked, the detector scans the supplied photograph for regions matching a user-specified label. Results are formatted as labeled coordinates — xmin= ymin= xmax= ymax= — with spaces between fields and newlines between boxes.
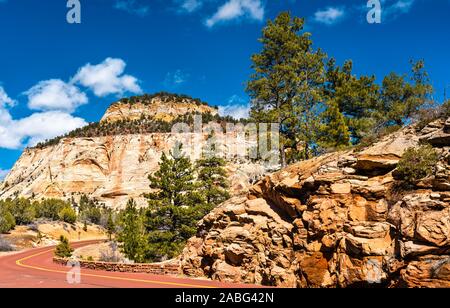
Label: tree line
xmin=0 ymin=195 xmax=115 ymax=237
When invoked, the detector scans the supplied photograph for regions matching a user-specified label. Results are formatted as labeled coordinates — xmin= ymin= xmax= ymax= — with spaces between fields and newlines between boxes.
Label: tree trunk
xmin=280 ymin=143 xmax=286 ymax=168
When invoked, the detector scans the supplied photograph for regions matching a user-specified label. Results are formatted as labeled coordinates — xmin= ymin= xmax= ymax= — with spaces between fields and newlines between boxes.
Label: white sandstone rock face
xmin=0 ymin=97 xmax=267 ymax=209
xmin=0 ymin=133 xmax=266 ymax=209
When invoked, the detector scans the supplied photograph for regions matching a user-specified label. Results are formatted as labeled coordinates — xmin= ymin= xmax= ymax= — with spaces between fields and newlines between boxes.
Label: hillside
xmin=0 ymin=93 xmax=267 ymax=208
xmin=180 ymin=116 xmax=450 ymax=287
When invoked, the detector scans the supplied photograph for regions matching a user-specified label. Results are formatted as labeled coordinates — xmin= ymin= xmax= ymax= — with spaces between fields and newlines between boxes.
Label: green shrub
xmin=395 ymin=145 xmax=438 ymax=185
xmin=78 ymin=195 xmax=103 ymax=224
xmin=8 ymin=198 xmax=35 ymax=225
xmin=35 ymin=199 xmax=70 ymax=221
xmin=58 ymin=207 xmax=77 ymax=224
xmin=54 ymin=235 xmax=73 ymax=258
xmin=85 ymin=207 xmax=101 ymax=224
xmin=0 ymin=210 xmax=16 ymax=234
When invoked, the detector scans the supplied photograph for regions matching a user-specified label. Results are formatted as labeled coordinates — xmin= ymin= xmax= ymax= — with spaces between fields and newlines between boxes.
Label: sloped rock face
xmin=0 ymin=133 xmax=266 ymax=209
xmin=0 ymin=97 xmax=265 ymax=209
xmin=180 ymin=117 xmax=450 ymax=288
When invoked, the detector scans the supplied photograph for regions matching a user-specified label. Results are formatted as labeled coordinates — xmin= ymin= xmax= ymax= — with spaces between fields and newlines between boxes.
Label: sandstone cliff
xmin=0 ymin=95 xmax=265 ymax=208
xmin=101 ymin=95 xmax=218 ymax=123
xmin=180 ymin=117 xmax=450 ymax=288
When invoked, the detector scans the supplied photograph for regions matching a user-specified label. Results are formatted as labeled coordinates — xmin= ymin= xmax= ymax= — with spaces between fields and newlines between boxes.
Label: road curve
xmin=0 ymin=241 xmax=254 ymax=288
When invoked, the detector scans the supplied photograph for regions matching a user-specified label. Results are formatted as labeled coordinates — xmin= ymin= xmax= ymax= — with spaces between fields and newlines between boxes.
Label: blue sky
xmin=0 ymin=0 xmax=449 ymax=177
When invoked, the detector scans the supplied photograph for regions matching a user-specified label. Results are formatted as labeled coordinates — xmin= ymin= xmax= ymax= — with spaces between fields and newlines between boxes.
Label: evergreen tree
xmin=319 ymin=100 xmax=351 ymax=149
xmin=106 ymin=211 xmax=115 ymax=241
xmin=324 ymin=58 xmax=381 ymax=142
xmin=54 ymin=235 xmax=74 ymax=258
xmin=247 ymin=12 xmax=326 ymax=165
xmin=144 ymin=146 xmax=207 ymax=261
xmin=196 ymin=156 xmax=230 ymax=205
xmin=146 ymin=145 xmax=197 ymax=208
xmin=381 ymin=60 xmax=433 ymax=126
xmin=117 ymin=199 xmax=147 ymax=263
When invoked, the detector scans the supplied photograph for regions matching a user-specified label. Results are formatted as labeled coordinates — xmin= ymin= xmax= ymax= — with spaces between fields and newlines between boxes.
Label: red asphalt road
xmin=0 ymin=241 xmax=255 ymax=288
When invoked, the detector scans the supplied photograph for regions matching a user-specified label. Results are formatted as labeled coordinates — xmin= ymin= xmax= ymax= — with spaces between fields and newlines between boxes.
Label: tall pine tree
xmin=381 ymin=60 xmax=433 ymax=126
xmin=319 ymin=100 xmax=351 ymax=149
xmin=144 ymin=145 xmax=207 ymax=261
xmin=196 ymin=156 xmax=230 ymax=205
xmin=117 ymin=199 xmax=147 ymax=263
xmin=247 ymin=11 xmax=326 ymax=165
xmin=324 ymin=58 xmax=381 ymax=142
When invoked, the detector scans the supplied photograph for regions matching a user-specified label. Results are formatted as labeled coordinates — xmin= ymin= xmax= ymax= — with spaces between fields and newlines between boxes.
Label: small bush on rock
xmin=395 ymin=145 xmax=438 ymax=185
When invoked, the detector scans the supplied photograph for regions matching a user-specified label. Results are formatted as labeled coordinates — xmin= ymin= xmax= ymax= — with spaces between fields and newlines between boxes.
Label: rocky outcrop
xmin=101 ymin=97 xmax=217 ymax=123
xmin=180 ymin=117 xmax=450 ymax=288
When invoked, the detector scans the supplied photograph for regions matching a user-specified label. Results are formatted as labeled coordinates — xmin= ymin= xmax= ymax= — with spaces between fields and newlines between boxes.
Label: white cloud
xmin=383 ymin=0 xmax=415 ymax=20
xmin=180 ymin=0 xmax=203 ymax=12
xmin=218 ymin=96 xmax=250 ymax=119
xmin=72 ymin=58 xmax=142 ymax=97
xmin=0 ymin=86 xmax=16 ymax=107
xmin=114 ymin=0 xmax=149 ymax=16
xmin=0 ymin=86 xmax=87 ymax=149
xmin=0 ymin=110 xmax=87 ymax=149
xmin=25 ymin=79 xmax=88 ymax=113
xmin=14 ymin=111 xmax=87 ymax=147
xmin=314 ymin=7 xmax=346 ymax=25
xmin=206 ymin=0 xmax=264 ymax=28
xmin=1 ymin=57 xmax=141 ymax=151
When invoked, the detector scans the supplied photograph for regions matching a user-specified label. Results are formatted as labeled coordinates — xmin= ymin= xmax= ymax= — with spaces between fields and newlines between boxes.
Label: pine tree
xmin=381 ymin=60 xmax=433 ymax=126
xmin=106 ymin=211 xmax=115 ymax=241
xmin=117 ymin=199 xmax=147 ymax=263
xmin=247 ymin=12 xmax=326 ymax=165
xmin=319 ymin=100 xmax=351 ymax=149
xmin=196 ymin=156 xmax=230 ymax=206
xmin=54 ymin=235 xmax=74 ymax=258
xmin=324 ymin=58 xmax=381 ymax=142
xmin=144 ymin=145 xmax=207 ymax=261
xmin=146 ymin=145 xmax=197 ymax=208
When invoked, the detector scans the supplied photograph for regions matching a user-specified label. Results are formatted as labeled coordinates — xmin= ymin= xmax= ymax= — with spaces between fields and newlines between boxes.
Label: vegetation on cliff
xmin=395 ymin=144 xmax=439 ymax=185
xmin=117 ymin=92 xmax=212 ymax=107
xmin=33 ymin=110 xmax=247 ymax=149
xmin=247 ymin=12 xmax=434 ymax=166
